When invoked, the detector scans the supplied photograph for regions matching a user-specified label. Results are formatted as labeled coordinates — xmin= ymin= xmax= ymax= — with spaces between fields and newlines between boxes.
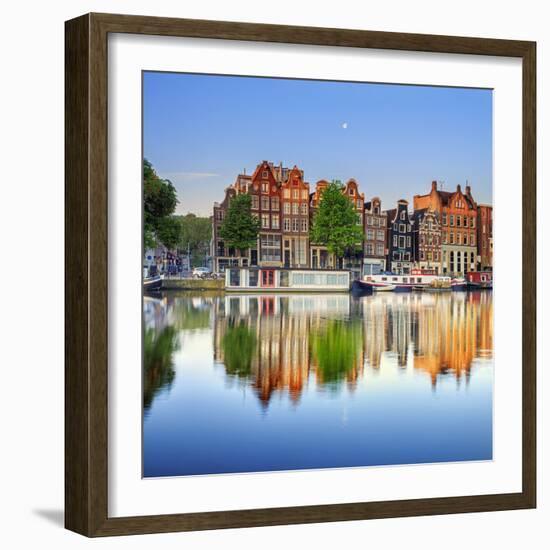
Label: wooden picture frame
xmin=65 ymin=12 xmax=536 ymax=537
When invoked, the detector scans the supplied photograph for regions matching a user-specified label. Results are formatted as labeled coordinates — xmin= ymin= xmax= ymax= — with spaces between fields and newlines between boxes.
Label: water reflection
xmin=143 ymin=291 xmax=493 ymax=476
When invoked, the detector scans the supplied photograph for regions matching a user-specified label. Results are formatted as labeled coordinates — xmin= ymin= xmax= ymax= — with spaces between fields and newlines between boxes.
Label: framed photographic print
xmin=65 ymin=13 xmax=536 ymax=536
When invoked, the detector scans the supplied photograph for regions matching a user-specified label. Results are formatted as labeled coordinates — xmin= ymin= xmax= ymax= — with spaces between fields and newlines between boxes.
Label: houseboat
xmin=466 ymin=271 xmax=493 ymax=290
xmin=225 ymin=267 xmax=351 ymax=292
xmin=451 ymin=277 xmax=468 ymax=291
xmin=353 ymin=269 xmax=451 ymax=292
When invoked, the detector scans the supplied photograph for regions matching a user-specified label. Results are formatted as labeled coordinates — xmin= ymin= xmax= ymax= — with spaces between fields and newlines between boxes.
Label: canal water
xmin=143 ymin=291 xmax=493 ymax=477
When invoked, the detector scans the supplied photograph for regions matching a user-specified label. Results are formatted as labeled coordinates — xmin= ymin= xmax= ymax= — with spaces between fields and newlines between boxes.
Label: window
xmin=283 ymin=189 xmax=290 ymax=199
xmin=377 ymin=230 xmax=385 ymax=241
xmin=367 ymin=229 xmax=374 ymax=240
xmin=367 ymin=216 xmax=373 ymax=226
xmin=261 ymin=214 xmax=270 ymax=228
xmin=442 ymin=214 xmax=447 ymax=225
xmin=456 ymin=216 xmax=461 ymax=227
xmin=262 ymin=171 xmax=268 ymax=178
xmin=279 ymin=270 xmax=290 ymax=287
xmin=271 ymin=215 xmax=280 ymax=229
xmin=300 ymin=203 xmax=308 ymax=215
xmin=400 ymin=210 xmax=405 ymax=220
xmin=399 ymin=236 xmax=406 ymax=248
xmin=261 ymin=197 xmax=270 ymax=210
xmin=248 ymin=270 xmax=258 ymax=287
xmin=470 ymin=234 xmax=475 ymax=246
xmin=366 ymin=243 xmax=374 ymax=255
xmin=292 ymin=219 xmax=299 ymax=232
xmin=471 ymin=217 xmax=476 ymax=228
xmin=283 ymin=218 xmax=291 ymax=232
xmin=399 ymin=223 xmax=406 ymax=233
xmin=251 ymin=195 xmax=259 ymax=210
xmin=292 ymin=189 xmax=299 ymax=199
xmin=403 ymin=252 xmax=410 ymax=261
xmin=450 ymin=215 xmax=454 ymax=226
xmin=216 ymin=210 xmax=224 ymax=221
xmin=393 ymin=235 xmax=397 ymax=247
xmin=349 ymin=188 xmax=355 ymax=196
xmin=261 ymin=182 xmax=269 ymax=194
xmin=450 ymin=232 xmax=455 ymax=244
xmin=420 ymin=251 xmax=425 ymax=260
xmin=443 ymin=233 xmax=448 ymax=244
xmin=377 ymin=244 xmax=385 ymax=256
xmin=379 ymin=217 xmax=385 ymax=227
xmin=283 ymin=203 xmax=291 ymax=214
xmin=292 ymin=203 xmax=299 ymax=215
xmin=271 ymin=197 xmax=279 ymax=211
xmin=229 ymin=269 xmax=241 ymax=286
xmin=260 ymin=234 xmax=281 ymax=261
xmin=301 ymin=219 xmax=308 ymax=232
xmin=302 ymin=190 xmax=308 ymax=199
xmin=393 ymin=223 xmax=397 ymax=230
xmin=357 ymin=199 xmax=362 ymax=209
xmin=420 ymin=234 xmax=425 ymax=244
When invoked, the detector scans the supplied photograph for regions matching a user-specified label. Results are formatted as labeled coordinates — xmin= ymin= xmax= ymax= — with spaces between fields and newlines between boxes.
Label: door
xmin=284 ymin=250 xmax=290 ymax=267
xmin=261 ymin=269 xmax=275 ymax=287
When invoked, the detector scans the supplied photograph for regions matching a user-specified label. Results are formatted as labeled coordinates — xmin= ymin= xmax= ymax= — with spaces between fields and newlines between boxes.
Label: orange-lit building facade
xmin=414 ymin=181 xmax=478 ymax=276
xmin=281 ymin=166 xmax=310 ymax=267
xmin=477 ymin=204 xmax=493 ymax=271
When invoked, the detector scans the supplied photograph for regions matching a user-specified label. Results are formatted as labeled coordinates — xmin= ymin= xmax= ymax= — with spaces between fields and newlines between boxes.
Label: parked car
xmin=192 ymin=267 xmax=212 ymax=278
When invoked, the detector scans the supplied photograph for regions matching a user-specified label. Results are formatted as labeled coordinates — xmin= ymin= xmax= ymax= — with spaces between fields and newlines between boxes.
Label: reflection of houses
xmin=358 ymin=292 xmax=493 ymax=388
xmin=210 ymin=291 xmax=492 ymax=400
xmin=213 ymin=294 xmax=364 ymax=403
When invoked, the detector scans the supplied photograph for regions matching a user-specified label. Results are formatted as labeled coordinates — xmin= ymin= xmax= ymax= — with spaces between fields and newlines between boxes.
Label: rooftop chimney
xmin=431 ymin=180 xmax=437 ymax=191
xmin=457 ymin=184 xmax=462 ymax=193
xmin=466 ymin=185 xmax=471 ymax=195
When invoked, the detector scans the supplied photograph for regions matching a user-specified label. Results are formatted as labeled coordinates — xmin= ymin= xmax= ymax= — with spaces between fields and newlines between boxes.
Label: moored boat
xmin=451 ymin=277 xmax=467 ymax=291
xmin=225 ymin=267 xmax=351 ymax=292
xmin=143 ymin=274 xmax=163 ymax=291
xmin=359 ymin=270 xmax=451 ymax=292
xmin=466 ymin=271 xmax=493 ymax=290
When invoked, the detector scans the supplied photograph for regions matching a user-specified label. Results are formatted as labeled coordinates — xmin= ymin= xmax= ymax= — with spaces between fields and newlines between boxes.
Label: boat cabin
xmin=225 ymin=267 xmax=351 ymax=292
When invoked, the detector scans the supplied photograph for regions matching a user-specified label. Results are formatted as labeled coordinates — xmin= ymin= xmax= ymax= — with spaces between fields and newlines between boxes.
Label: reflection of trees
xmin=213 ymin=295 xmax=365 ymax=404
xmin=143 ymin=326 xmax=179 ymax=411
xmin=311 ymin=320 xmax=363 ymax=389
xmin=222 ymin=321 xmax=257 ymax=378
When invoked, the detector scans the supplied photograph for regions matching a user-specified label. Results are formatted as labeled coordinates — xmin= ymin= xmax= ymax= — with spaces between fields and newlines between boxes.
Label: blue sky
xmin=143 ymin=72 xmax=492 ymax=217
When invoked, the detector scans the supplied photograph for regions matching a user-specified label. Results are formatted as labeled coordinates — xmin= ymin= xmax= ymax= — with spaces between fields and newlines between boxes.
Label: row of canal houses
xmin=212 ymin=161 xmax=493 ymax=277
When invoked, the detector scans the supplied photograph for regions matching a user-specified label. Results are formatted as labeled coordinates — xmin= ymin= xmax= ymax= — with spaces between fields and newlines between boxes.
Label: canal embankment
xmin=161 ymin=278 xmax=224 ymax=291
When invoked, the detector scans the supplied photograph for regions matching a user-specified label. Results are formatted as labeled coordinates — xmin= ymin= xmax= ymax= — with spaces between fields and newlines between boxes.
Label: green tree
xmin=176 ymin=213 xmax=212 ymax=267
xmin=143 ymin=158 xmax=179 ymax=249
xmin=219 ymin=194 xmax=260 ymax=253
xmin=310 ymin=181 xmax=363 ymax=267
xmin=155 ymin=216 xmax=181 ymax=250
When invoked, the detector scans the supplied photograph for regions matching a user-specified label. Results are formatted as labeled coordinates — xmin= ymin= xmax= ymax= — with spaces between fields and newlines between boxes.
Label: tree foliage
xmin=143 ymin=158 xmax=179 ymax=249
xmin=175 ymin=214 xmax=212 ymax=266
xmin=219 ymin=194 xmax=260 ymax=252
xmin=310 ymin=181 xmax=363 ymax=263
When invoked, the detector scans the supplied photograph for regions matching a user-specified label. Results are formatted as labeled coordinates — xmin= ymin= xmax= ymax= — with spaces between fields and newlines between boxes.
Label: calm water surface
xmin=143 ymin=291 xmax=493 ymax=477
